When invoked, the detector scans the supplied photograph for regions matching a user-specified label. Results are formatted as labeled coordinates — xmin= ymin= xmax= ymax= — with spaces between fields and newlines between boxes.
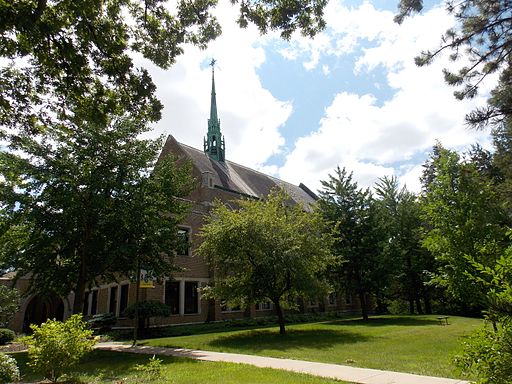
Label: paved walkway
xmin=97 ymin=342 xmax=469 ymax=384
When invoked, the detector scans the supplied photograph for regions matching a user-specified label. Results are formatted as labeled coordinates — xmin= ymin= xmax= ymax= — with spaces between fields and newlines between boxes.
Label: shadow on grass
xmin=12 ymin=349 xmax=191 ymax=383
xmin=208 ymin=328 xmax=373 ymax=352
xmin=325 ymin=316 xmax=439 ymax=327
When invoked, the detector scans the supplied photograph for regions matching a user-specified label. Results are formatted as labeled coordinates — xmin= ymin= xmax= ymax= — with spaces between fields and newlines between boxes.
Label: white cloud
xmin=277 ymin=1 xmax=493 ymax=193
xmin=142 ymin=0 xmax=291 ymax=169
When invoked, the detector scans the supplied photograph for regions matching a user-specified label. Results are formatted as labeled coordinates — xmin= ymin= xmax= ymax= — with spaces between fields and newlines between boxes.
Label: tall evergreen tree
xmin=318 ymin=167 xmax=385 ymax=320
xmin=375 ymin=176 xmax=434 ymax=314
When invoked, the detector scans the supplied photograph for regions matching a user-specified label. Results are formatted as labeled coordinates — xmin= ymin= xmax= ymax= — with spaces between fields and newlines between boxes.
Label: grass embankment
xmin=12 ymin=349 xmax=348 ymax=384
xmin=142 ymin=315 xmax=482 ymax=379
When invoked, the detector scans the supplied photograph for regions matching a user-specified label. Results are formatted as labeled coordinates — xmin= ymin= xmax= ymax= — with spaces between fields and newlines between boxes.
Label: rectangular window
xmin=82 ymin=292 xmax=90 ymax=315
xmin=256 ymin=301 xmax=272 ymax=311
xmin=165 ymin=281 xmax=180 ymax=315
xmin=345 ymin=293 xmax=352 ymax=305
xmin=119 ymin=284 xmax=129 ymax=314
xmin=184 ymin=282 xmax=198 ymax=314
xmin=328 ymin=293 xmax=337 ymax=306
xmin=91 ymin=290 xmax=98 ymax=315
xmin=109 ymin=286 xmax=118 ymax=314
xmin=176 ymin=228 xmax=190 ymax=256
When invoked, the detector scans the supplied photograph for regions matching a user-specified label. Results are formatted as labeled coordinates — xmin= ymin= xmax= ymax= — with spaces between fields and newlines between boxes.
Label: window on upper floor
xmin=177 ymin=227 xmax=191 ymax=256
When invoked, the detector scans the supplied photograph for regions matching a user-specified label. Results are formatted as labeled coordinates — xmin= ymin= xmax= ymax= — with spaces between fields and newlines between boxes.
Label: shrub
xmin=454 ymin=321 xmax=512 ymax=384
xmin=0 ymin=328 xmax=15 ymax=346
xmin=387 ymin=300 xmax=410 ymax=315
xmin=123 ymin=300 xmax=171 ymax=330
xmin=21 ymin=314 xmax=96 ymax=382
xmin=0 ymin=352 xmax=20 ymax=383
xmin=87 ymin=312 xmax=117 ymax=333
xmin=135 ymin=355 xmax=163 ymax=381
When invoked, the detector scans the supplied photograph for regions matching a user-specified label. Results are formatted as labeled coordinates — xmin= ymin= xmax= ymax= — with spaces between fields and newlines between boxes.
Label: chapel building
xmin=2 ymin=63 xmax=357 ymax=332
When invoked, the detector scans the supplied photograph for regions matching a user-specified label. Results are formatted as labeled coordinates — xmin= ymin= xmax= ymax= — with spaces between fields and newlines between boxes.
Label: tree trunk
xmin=423 ymin=294 xmax=432 ymax=314
xmin=415 ymin=298 xmax=423 ymax=314
xmin=408 ymin=299 xmax=415 ymax=315
xmin=273 ymin=300 xmax=286 ymax=335
xmin=359 ymin=291 xmax=369 ymax=321
xmin=73 ymin=255 xmax=88 ymax=315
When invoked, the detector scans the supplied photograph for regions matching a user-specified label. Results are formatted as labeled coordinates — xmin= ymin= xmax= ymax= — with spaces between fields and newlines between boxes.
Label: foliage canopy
xmin=198 ymin=189 xmax=333 ymax=334
xmin=0 ymin=0 xmax=328 ymax=135
xmin=0 ymin=116 xmax=195 ymax=313
xmin=396 ymin=0 xmax=512 ymax=128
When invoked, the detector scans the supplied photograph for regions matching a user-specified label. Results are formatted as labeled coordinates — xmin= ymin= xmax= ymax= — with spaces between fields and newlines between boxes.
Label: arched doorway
xmin=23 ymin=295 xmax=65 ymax=333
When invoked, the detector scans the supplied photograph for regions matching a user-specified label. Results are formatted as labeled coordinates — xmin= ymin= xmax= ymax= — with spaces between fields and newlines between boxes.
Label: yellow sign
xmin=139 ymin=269 xmax=155 ymax=289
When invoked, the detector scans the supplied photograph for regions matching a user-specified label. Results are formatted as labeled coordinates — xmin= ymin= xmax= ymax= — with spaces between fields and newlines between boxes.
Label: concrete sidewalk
xmin=97 ymin=342 xmax=470 ymax=384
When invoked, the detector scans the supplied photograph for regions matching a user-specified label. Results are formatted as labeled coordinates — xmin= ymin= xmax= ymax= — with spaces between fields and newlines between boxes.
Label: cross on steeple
xmin=204 ymin=58 xmax=225 ymax=162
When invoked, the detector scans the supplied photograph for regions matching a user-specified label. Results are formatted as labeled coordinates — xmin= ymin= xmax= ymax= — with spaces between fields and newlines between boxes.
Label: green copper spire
xmin=204 ymin=59 xmax=225 ymax=162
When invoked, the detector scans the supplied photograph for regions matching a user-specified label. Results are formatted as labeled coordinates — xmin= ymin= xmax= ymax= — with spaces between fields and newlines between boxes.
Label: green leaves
xmin=0 ymin=0 xmax=327 ymax=138
xmin=420 ymin=143 xmax=509 ymax=310
xmin=21 ymin=314 xmax=96 ymax=382
xmin=396 ymin=0 xmax=512 ymax=128
xmin=0 ymin=286 xmax=20 ymax=328
xmin=198 ymin=189 xmax=333 ymax=333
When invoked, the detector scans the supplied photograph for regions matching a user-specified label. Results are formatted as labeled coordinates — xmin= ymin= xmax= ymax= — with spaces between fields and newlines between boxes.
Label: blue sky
xmin=143 ymin=0 xmax=494 ymax=193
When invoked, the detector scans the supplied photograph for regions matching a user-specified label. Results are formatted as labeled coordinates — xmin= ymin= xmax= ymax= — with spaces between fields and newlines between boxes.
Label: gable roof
xmin=160 ymin=135 xmax=317 ymax=208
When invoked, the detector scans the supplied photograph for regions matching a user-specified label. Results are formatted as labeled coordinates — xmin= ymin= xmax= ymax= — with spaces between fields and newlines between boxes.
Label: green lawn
xmin=12 ymin=350 xmax=347 ymax=384
xmin=141 ymin=315 xmax=482 ymax=379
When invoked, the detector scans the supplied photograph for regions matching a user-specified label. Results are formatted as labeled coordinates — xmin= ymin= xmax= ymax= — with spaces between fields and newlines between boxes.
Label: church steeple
xmin=204 ymin=59 xmax=225 ymax=162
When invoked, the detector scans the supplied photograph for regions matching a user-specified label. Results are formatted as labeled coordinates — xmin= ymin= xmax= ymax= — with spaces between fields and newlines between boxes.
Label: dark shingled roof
xmin=162 ymin=135 xmax=317 ymax=208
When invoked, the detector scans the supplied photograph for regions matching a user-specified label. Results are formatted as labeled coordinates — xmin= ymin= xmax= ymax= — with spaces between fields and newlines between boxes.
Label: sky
xmin=139 ymin=0 xmax=495 ymax=194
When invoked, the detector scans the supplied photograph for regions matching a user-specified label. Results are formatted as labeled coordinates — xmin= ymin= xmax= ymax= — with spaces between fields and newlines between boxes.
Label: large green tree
xmin=318 ymin=167 xmax=385 ymax=320
xmin=198 ymin=189 xmax=333 ymax=335
xmin=0 ymin=115 xmax=195 ymax=314
xmin=420 ymin=143 xmax=509 ymax=313
xmin=374 ymin=176 xmax=434 ymax=315
xmin=0 ymin=0 xmax=328 ymax=135
xmin=396 ymin=0 xmax=512 ymax=129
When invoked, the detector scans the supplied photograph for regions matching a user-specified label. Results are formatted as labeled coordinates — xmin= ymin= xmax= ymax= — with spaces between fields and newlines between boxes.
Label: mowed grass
xmin=12 ymin=349 xmax=348 ymax=384
xmin=142 ymin=315 xmax=482 ymax=379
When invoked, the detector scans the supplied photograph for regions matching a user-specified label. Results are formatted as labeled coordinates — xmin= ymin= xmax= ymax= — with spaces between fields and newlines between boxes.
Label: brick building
xmin=2 ymin=63 xmax=357 ymax=332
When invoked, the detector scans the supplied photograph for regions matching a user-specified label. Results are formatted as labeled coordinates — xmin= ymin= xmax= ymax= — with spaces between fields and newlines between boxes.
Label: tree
xmin=198 ymin=189 xmax=333 ymax=335
xmin=0 ymin=0 xmax=328 ymax=136
xmin=0 ymin=115 xmax=195 ymax=314
xmin=374 ymin=176 xmax=434 ymax=314
xmin=420 ymin=143 xmax=509 ymax=313
xmin=317 ymin=167 xmax=385 ymax=320
xmin=395 ymin=1 xmax=512 ymax=129
xmin=0 ymin=286 xmax=20 ymax=328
